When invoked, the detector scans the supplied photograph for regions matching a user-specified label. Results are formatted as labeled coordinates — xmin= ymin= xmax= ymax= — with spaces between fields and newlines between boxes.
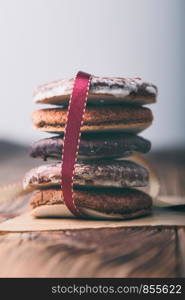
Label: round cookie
xmin=32 ymin=105 xmax=153 ymax=134
xmin=33 ymin=76 xmax=157 ymax=106
xmin=23 ymin=160 xmax=149 ymax=191
xmin=30 ymin=133 xmax=151 ymax=160
xmin=30 ymin=188 xmax=152 ymax=219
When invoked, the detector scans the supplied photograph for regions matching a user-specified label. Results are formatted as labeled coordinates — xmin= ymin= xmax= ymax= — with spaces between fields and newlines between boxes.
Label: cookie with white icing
xmin=33 ymin=76 xmax=157 ymax=106
xmin=23 ymin=160 xmax=149 ymax=191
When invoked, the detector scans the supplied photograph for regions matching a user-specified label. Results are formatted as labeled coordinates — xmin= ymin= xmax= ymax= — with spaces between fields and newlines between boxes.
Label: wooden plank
xmin=177 ymin=227 xmax=185 ymax=277
xmin=0 ymin=227 xmax=177 ymax=277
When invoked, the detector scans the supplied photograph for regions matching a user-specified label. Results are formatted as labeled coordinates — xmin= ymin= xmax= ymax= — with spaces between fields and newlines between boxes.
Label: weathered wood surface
xmin=0 ymin=227 xmax=181 ymax=278
xmin=0 ymin=146 xmax=185 ymax=277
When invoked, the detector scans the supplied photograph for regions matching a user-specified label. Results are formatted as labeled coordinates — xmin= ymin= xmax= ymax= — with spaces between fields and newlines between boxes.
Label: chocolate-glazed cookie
xmin=23 ymin=159 xmax=149 ymax=190
xmin=33 ymin=76 xmax=157 ymax=106
xmin=30 ymin=133 xmax=151 ymax=160
xmin=30 ymin=187 xmax=152 ymax=219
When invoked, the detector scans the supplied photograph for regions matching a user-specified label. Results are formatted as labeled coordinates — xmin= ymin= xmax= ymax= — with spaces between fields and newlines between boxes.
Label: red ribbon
xmin=61 ymin=71 xmax=91 ymax=217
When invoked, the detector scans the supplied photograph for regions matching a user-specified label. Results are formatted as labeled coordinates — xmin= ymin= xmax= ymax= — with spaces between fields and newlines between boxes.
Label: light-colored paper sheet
xmin=0 ymin=206 xmax=185 ymax=232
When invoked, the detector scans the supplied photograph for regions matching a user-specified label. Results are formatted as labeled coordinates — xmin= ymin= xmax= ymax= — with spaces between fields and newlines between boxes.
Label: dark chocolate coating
xmin=30 ymin=133 xmax=151 ymax=160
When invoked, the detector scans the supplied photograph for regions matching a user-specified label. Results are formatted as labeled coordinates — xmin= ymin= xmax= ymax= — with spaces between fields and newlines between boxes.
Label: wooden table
xmin=0 ymin=144 xmax=185 ymax=277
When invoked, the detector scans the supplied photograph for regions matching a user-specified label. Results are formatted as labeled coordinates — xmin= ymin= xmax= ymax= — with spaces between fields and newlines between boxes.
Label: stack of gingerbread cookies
xmin=23 ymin=75 xmax=158 ymax=219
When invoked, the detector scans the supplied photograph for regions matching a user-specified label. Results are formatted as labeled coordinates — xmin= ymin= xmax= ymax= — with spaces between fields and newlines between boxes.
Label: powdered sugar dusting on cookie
xmin=33 ymin=78 xmax=74 ymax=102
xmin=90 ymin=76 xmax=144 ymax=97
xmin=33 ymin=76 xmax=157 ymax=104
xmin=145 ymin=86 xmax=157 ymax=94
